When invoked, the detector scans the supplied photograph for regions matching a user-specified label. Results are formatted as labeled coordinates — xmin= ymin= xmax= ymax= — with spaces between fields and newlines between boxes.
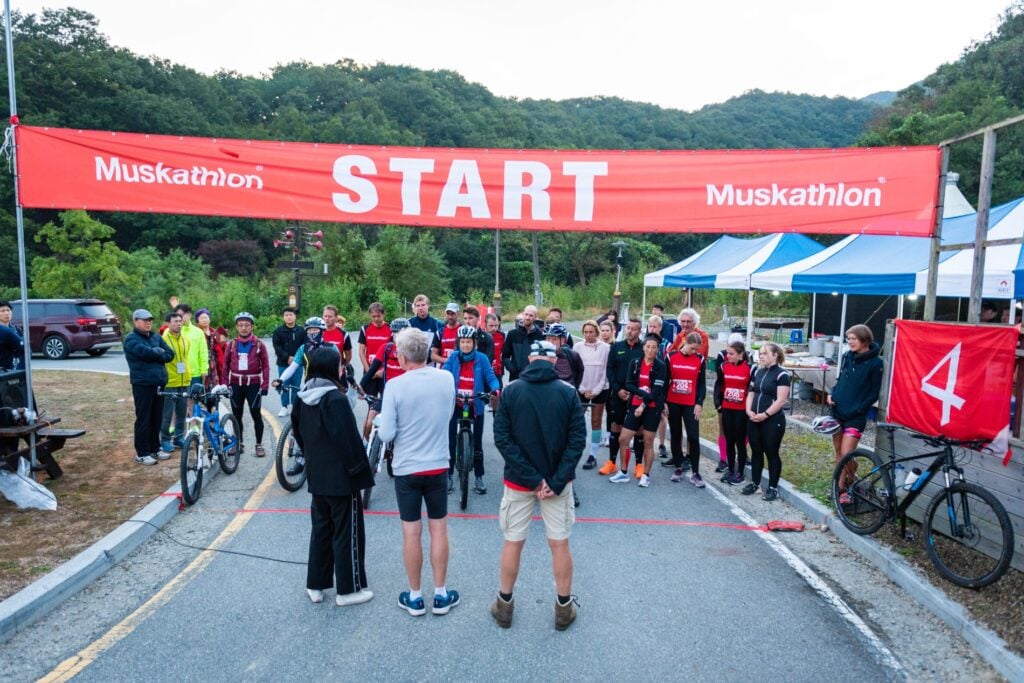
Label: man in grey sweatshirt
xmin=378 ymin=327 xmax=459 ymax=617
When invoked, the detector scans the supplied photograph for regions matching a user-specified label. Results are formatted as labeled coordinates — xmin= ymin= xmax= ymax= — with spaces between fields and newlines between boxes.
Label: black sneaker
xmin=740 ymin=483 xmax=760 ymax=496
xmin=714 ymin=462 xmax=728 ymax=473
xmin=680 ymin=460 xmax=691 ymax=472
xmin=573 ymin=491 xmax=581 ymax=508
xmin=762 ymin=487 xmax=779 ymax=502
xmin=582 ymin=455 xmax=597 ymax=470
xmin=719 ymin=471 xmax=733 ymax=484
xmin=658 ymin=444 xmax=668 ymax=458
xmin=661 ymin=459 xmax=677 ymax=468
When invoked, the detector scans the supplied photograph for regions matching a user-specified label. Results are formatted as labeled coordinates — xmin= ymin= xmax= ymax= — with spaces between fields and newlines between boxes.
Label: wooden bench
xmin=0 ymin=419 xmax=86 ymax=480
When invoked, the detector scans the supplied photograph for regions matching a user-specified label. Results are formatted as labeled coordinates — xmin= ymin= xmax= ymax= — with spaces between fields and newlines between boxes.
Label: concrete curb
xmin=697 ymin=435 xmax=1024 ymax=681
xmin=0 ymin=461 xmax=220 ymax=644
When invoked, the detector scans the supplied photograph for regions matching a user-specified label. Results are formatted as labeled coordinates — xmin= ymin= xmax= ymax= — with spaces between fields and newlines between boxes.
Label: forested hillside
xmin=0 ymin=3 xmax=1021 ymax=325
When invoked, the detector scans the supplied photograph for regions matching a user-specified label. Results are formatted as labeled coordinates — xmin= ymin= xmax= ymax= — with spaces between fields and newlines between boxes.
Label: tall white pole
xmin=746 ymin=289 xmax=754 ymax=347
xmin=4 ymin=1 xmax=34 ymax=408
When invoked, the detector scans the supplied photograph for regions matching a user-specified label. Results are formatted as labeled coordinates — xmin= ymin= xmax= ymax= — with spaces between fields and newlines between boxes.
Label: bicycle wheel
xmin=217 ymin=413 xmax=241 ymax=474
xmin=274 ymin=423 xmax=306 ymax=492
xmin=832 ymin=448 xmax=890 ymax=535
xmin=924 ymin=481 xmax=1014 ymax=589
xmin=362 ymin=433 xmax=383 ymax=509
xmin=458 ymin=428 xmax=472 ymax=511
xmin=180 ymin=433 xmax=203 ymax=506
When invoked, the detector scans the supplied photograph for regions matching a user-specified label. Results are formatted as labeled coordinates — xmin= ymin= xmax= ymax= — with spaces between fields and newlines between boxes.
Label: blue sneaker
xmin=432 ymin=589 xmax=460 ymax=615
xmin=398 ymin=591 xmax=426 ymax=617
xmin=160 ymin=440 xmax=175 ymax=453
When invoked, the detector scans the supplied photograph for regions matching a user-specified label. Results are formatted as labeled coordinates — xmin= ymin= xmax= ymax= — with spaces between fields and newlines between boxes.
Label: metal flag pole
xmin=4 ymin=0 xmax=34 ymax=410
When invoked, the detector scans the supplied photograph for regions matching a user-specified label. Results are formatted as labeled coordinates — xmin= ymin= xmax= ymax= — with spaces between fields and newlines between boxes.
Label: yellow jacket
xmin=162 ymin=330 xmax=192 ymax=388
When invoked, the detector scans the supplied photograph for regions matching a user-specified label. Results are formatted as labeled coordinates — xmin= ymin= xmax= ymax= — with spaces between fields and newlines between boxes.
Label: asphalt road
xmin=0 ymin=342 xmax=998 ymax=681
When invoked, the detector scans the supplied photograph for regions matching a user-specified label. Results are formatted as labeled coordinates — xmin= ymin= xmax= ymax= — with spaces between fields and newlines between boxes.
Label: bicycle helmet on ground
xmin=304 ymin=316 xmax=327 ymax=330
xmin=390 ymin=318 xmax=410 ymax=334
xmin=811 ymin=416 xmax=841 ymax=435
xmin=234 ymin=311 xmax=255 ymax=324
xmin=456 ymin=325 xmax=477 ymax=340
xmin=542 ymin=323 xmax=567 ymax=339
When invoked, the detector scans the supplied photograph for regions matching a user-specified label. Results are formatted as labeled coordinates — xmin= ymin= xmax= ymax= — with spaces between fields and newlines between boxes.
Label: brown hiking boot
xmin=491 ymin=595 xmax=514 ymax=628
xmin=554 ymin=596 xmax=578 ymax=631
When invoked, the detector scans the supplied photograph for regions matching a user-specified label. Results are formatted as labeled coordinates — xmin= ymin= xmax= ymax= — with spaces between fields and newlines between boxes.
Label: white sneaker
xmin=336 ymin=590 xmax=374 ymax=606
xmin=135 ymin=454 xmax=158 ymax=466
xmin=307 ymin=589 xmax=324 ymax=604
xmin=638 ymin=474 xmax=650 ymax=488
xmin=278 ymin=406 xmax=290 ymax=417
xmin=608 ymin=471 xmax=630 ymax=484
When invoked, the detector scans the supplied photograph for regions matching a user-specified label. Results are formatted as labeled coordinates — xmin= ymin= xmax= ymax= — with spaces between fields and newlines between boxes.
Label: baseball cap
xmin=528 ymin=340 xmax=557 ymax=358
xmin=445 ymin=302 xmax=459 ymax=313
xmin=132 ymin=309 xmax=154 ymax=321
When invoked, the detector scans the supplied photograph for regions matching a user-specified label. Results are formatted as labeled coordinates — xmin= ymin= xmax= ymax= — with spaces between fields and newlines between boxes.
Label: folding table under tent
xmin=642 ymin=233 xmax=825 ymax=345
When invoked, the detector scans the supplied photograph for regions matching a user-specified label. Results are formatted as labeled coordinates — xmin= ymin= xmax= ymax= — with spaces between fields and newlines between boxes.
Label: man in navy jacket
xmin=124 ymin=309 xmax=174 ymax=465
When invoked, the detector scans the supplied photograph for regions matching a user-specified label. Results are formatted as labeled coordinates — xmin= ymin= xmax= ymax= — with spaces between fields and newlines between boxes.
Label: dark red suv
xmin=11 ymin=299 xmax=122 ymax=359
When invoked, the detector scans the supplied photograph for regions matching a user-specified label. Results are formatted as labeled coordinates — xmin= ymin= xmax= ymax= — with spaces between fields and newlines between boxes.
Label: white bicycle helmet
xmin=811 ymin=416 xmax=841 ymax=435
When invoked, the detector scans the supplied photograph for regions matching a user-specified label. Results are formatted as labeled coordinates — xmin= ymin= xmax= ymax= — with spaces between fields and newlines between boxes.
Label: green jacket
xmin=162 ymin=330 xmax=192 ymax=388
xmin=181 ymin=322 xmax=209 ymax=381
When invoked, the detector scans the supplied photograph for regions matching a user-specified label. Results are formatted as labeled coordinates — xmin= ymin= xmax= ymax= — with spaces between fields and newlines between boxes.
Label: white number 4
xmin=920 ymin=342 xmax=966 ymax=426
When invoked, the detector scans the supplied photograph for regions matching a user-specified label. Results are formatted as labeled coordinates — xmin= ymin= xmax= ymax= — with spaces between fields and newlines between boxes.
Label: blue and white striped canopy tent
xmin=642 ymin=233 xmax=825 ymax=343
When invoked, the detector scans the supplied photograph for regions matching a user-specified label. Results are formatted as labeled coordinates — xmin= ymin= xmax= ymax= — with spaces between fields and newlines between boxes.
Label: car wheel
xmin=85 ymin=348 xmax=108 ymax=357
xmin=42 ymin=335 xmax=70 ymax=360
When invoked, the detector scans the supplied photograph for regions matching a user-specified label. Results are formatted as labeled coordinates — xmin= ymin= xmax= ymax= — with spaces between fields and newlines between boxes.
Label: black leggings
xmin=747 ymin=412 xmax=785 ymax=488
xmin=720 ymin=409 xmax=748 ymax=476
xmin=230 ymin=384 xmax=264 ymax=444
xmin=667 ymin=403 xmax=699 ymax=472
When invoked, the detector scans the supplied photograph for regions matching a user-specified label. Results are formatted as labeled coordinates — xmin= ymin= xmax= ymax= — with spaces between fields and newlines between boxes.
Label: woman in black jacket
xmin=612 ymin=334 xmax=668 ymax=487
xmin=291 ymin=345 xmax=375 ymax=607
xmin=828 ymin=324 xmax=884 ymax=506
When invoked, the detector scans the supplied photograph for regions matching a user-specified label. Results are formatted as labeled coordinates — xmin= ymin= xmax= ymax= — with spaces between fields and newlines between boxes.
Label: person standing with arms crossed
xmin=377 ymin=328 xmax=462 ymax=617
xmin=491 ymin=341 xmax=586 ymax=630
xmin=124 ymin=309 xmax=174 ymax=465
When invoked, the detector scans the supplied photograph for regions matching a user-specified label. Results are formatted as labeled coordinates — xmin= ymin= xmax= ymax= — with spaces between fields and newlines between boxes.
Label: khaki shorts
xmin=499 ymin=483 xmax=575 ymax=542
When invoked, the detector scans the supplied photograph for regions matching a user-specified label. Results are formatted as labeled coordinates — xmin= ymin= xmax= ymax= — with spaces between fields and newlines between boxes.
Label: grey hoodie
xmin=298 ymin=377 xmax=337 ymax=406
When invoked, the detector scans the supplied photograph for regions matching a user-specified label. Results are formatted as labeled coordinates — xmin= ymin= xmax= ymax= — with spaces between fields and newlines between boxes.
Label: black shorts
xmin=394 ymin=473 xmax=448 ymax=522
xmin=832 ymin=409 xmax=868 ymax=436
xmin=362 ymin=376 xmax=384 ymax=401
xmin=607 ymin=394 xmax=628 ymax=424
xmin=623 ymin=404 xmax=661 ymax=432
xmin=579 ymin=388 xmax=609 ymax=405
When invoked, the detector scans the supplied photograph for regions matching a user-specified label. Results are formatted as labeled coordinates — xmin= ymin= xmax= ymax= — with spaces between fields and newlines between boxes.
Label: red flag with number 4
xmin=888 ymin=320 xmax=1018 ymax=460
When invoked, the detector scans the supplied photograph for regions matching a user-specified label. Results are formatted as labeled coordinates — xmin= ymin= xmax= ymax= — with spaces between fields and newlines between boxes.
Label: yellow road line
xmin=39 ymin=412 xmax=281 ymax=683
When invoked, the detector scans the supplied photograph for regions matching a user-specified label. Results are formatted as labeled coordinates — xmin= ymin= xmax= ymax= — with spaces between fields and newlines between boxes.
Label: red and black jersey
xmin=665 ymin=350 xmax=706 ymax=406
xmin=717 ymin=360 xmax=751 ymax=411
xmin=358 ymin=322 xmax=391 ymax=362
xmin=438 ymin=324 xmax=459 ymax=360
xmin=631 ymin=359 xmax=656 ymax=408
xmin=457 ymin=357 xmax=476 ymax=395
xmin=491 ymin=329 xmax=505 ymax=375
xmin=322 ymin=327 xmax=352 ymax=354
xmin=375 ymin=342 xmax=405 ymax=384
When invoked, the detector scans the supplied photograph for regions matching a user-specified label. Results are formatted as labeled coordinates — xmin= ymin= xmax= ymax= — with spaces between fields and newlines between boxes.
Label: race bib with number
xmin=176 ymin=361 xmax=187 ymax=375
xmin=238 ymin=354 xmax=249 ymax=371
xmin=671 ymin=379 xmax=692 ymax=395
xmin=724 ymin=387 xmax=744 ymax=403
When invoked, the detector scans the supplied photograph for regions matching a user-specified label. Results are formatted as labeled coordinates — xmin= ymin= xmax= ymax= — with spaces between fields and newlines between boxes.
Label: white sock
xmin=434 ymin=585 xmax=448 ymax=598
xmin=409 ymin=589 xmax=422 ymax=601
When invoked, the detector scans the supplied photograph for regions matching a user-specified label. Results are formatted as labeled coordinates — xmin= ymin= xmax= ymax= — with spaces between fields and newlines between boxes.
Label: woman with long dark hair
xmin=291 ymin=344 xmax=375 ymax=606
xmin=742 ymin=343 xmax=790 ymax=502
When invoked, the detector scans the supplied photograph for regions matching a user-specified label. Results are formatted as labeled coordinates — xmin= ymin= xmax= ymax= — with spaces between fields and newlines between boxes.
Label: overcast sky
xmin=13 ymin=0 xmax=1015 ymax=110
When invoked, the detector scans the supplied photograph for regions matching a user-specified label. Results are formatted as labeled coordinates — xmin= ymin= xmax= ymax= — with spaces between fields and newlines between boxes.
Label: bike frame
xmin=194 ymin=393 xmax=234 ymax=459
xmin=455 ymin=393 xmax=490 ymax=472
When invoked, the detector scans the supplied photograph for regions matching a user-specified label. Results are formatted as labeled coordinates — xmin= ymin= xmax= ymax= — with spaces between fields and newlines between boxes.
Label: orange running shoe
xmin=598 ymin=460 xmax=617 ymax=475
xmin=634 ymin=464 xmax=645 ymax=479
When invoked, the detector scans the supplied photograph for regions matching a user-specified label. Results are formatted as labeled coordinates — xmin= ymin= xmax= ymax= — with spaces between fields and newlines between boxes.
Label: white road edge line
xmin=706 ymin=484 xmax=906 ymax=677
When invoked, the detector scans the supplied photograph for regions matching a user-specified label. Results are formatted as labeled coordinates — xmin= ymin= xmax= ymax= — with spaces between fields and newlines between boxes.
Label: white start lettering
xmin=705 ymin=183 xmax=882 ymax=208
xmin=95 ymin=156 xmax=263 ymax=190
xmin=331 ymin=157 xmax=608 ymax=222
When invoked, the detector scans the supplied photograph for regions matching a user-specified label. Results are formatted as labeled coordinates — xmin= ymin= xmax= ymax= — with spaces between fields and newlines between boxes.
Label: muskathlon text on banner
xmin=15 ymin=126 xmax=942 ymax=236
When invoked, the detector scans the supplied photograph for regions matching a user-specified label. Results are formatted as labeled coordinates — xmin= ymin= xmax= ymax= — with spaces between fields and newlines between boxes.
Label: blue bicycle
xmin=180 ymin=385 xmax=241 ymax=505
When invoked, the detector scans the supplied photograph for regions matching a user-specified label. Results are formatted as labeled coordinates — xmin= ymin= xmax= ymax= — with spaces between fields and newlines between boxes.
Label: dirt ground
xmin=0 ymin=371 xmax=178 ymax=601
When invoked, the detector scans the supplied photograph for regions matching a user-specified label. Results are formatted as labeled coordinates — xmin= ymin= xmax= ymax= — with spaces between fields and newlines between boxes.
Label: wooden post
xmin=967 ymin=128 xmax=997 ymax=323
xmin=924 ymin=147 xmax=949 ymax=321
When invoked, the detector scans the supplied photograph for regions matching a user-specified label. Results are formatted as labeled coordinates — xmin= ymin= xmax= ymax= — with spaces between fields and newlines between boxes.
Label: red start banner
xmin=887 ymin=320 xmax=1018 ymax=443
xmin=15 ymin=125 xmax=942 ymax=236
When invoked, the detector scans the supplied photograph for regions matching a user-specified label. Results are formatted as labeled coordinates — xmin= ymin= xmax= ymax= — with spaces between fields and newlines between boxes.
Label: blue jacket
xmin=0 ymin=323 xmax=24 ymax=370
xmin=442 ymin=351 xmax=500 ymax=414
xmin=124 ymin=329 xmax=174 ymax=386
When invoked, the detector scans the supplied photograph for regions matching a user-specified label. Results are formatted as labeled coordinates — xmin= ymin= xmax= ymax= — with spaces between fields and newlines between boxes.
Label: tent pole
xmin=4 ymin=0 xmax=34 ymax=417
xmin=897 ymin=295 xmax=904 ymax=319
xmin=810 ymin=292 xmax=816 ymax=340
xmin=924 ymin=147 xmax=950 ymax=321
xmin=642 ymin=287 xmax=647 ymax=318
xmin=838 ymin=294 xmax=848 ymax=370
xmin=746 ymin=289 xmax=754 ymax=347
xmin=967 ymin=129 xmax=996 ymax=323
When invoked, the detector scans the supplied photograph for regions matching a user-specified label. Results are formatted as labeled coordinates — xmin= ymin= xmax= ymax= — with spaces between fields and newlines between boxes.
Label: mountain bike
xmin=454 ymin=392 xmax=493 ymax=511
xmin=361 ymin=394 xmax=393 ymax=509
xmin=274 ymin=385 xmax=306 ymax=492
xmin=832 ymin=422 xmax=1014 ymax=588
xmin=178 ymin=385 xmax=240 ymax=506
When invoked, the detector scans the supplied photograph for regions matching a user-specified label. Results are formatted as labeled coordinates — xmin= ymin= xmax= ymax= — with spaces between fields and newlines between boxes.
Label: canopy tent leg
xmin=810 ymin=293 xmax=816 ymax=340
xmin=837 ymin=294 xmax=848 ymax=371
xmin=897 ymin=295 xmax=904 ymax=319
xmin=641 ymin=287 xmax=647 ymax=319
xmin=746 ymin=289 xmax=754 ymax=348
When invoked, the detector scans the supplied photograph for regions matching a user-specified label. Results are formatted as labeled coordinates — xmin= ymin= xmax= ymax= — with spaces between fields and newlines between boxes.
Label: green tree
xmin=365 ymin=226 xmax=449 ymax=301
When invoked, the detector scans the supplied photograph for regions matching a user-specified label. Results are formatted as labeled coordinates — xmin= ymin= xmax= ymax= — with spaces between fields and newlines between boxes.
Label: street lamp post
xmin=612 ymin=240 xmax=628 ymax=317
xmin=274 ymin=223 xmax=323 ymax=312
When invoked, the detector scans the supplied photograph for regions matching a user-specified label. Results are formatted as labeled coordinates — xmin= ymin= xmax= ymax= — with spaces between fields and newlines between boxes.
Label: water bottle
xmin=893 ymin=464 xmax=907 ymax=491
xmin=902 ymin=467 xmax=922 ymax=491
